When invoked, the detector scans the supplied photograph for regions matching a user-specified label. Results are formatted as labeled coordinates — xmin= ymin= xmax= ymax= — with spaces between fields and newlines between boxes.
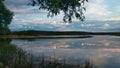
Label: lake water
xmin=9 ymin=35 xmax=120 ymax=68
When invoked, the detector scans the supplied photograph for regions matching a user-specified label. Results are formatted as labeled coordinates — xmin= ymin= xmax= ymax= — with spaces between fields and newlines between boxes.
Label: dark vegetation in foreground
xmin=0 ymin=39 xmax=93 ymax=68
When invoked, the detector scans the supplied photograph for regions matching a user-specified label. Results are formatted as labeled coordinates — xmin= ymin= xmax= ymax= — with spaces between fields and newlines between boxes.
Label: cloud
xmin=102 ymin=23 xmax=110 ymax=29
xmin=4 ymin=0 xmax=120 ymax=32
xmin=84 ymin=0 xmax=120 ymax=21
xmin=5 ymin=0 xmax=120 ymax=21
xmin=81 ymin=23 xmax=95 ymax=27
xmin=85 ymin=0 xmax=111 ymax=20
xmin=109 ymin=17 xmax=120 ymax=21
xmin=107 ymin=6 xmax=120 ymax=20
xmin=4 ymin=0 xmax=28 ymax=6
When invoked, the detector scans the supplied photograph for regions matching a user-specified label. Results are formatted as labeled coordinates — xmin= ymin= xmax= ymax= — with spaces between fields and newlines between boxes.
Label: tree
xmin=30 ymin=0 xmax=88 ymax=22
xmin=0 ymin=0 xmax=13 ymax=35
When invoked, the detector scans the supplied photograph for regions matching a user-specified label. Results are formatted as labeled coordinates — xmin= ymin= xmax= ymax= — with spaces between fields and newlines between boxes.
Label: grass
xmin=0 ymin=39 xmax=33 ymax=68
xmin=0 ymin=39 xmax=93 ymax=68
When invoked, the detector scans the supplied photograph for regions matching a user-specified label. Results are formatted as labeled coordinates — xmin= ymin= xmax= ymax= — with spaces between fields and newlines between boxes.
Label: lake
xmin=1 ymin=35 xmax=120 ymax=68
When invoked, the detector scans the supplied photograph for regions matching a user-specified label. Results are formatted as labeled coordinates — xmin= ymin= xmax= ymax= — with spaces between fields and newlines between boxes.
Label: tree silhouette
xmin=30 ymin=0 xmax=88 ymax=22
xmin=0 ymin=0 xmax=13 ymax=35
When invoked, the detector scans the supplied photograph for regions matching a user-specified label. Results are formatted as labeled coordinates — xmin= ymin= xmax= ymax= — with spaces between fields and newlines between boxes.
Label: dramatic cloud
xmin=3 ymin=0 xmax=120 ymax=31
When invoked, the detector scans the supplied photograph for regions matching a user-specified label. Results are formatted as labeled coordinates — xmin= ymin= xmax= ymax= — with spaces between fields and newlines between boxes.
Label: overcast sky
xmin=4 ymin=0 xmax=120 ymax=32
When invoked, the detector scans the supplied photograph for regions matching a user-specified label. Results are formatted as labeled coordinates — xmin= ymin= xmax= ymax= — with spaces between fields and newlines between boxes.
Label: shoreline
xmin=0 ymin=35 xmax=93 ymax=39
xmin=0 ymin=30 xmax=120 ymax=39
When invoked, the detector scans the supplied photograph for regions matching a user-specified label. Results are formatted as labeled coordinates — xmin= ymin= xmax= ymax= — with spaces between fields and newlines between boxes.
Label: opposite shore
xmin=0 ymin=30 xmax=120 ymax=39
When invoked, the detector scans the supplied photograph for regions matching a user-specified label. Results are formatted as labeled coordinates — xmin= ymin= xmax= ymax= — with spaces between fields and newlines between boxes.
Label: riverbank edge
xmin=0 ymin=31 xmax=120 ymax=39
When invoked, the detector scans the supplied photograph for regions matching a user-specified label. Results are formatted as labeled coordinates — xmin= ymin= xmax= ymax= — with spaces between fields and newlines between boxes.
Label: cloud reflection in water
xmin=11 ymin=36 xmax=120 ymax=68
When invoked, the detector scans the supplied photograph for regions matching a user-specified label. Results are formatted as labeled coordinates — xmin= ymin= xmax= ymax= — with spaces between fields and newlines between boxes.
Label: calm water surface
xmin=11 ymin=35 xmax=120 ymax=68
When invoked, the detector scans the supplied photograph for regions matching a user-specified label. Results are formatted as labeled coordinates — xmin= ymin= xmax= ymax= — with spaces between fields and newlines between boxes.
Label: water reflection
xmin=11 ymin=36 xmax=120 ymax=68
xmin=99 ymin=40 xmax=110 ymax=46
xmin=12 ymin=36 xmax=120 ymax=49
xmin=0 ymin=39 xmax=93 ymax=68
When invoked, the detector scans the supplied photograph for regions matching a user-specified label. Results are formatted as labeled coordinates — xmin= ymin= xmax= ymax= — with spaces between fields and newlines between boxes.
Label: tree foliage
xmin=0 ymin=0 xmax=13 ymax=35
xmin=30 ymin=0 xmax=88 ymax=22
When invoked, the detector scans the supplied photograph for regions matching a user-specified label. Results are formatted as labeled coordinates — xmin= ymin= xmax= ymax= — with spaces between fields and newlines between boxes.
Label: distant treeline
xmin=11 ymin=30 xmax=120 ymax=36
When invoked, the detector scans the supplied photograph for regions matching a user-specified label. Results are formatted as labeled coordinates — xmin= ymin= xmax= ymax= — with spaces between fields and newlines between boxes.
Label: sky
xmin=4 ymin=0 xmax=120 ymax=32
